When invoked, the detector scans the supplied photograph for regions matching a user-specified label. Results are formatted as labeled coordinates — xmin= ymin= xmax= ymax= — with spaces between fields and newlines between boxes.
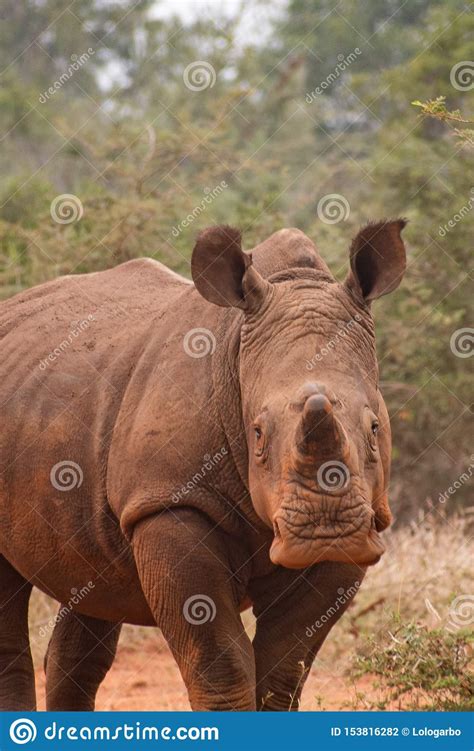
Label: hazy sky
xmin=151 ymin=0 xmax=244 ymax=19
xmin=149 ymin=0 xmax=284 ymax=43
xmin=98 ymin=0 xmax=284 ymax=90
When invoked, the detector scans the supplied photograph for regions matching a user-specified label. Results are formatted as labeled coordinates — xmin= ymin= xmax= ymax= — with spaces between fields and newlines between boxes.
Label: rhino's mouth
xmin=270 ymin=498 xmax=384 ymax=569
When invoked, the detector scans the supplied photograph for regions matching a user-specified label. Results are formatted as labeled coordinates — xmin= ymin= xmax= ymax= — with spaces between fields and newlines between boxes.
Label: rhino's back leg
xmin=0 ymin=555 xmax=36 ymax=709
xmin=44 ymin=610 xmax=121 ymax=710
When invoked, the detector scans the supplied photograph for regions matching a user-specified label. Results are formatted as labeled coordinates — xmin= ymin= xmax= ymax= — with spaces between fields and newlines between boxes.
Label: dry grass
xmin=327 ymin=511 xmax=472 ymax=651
xmin=28 ymin=512 xmax=472 ymax=709
xmin=28 ymin=512 xmax=472 ymax=653
xmin=304 ymin=511 xmax=473 ymax=709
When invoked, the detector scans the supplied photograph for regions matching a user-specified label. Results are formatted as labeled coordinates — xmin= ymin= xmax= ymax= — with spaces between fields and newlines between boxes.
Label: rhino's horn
xmin=295 ymin=394 xmax=348 ymax=467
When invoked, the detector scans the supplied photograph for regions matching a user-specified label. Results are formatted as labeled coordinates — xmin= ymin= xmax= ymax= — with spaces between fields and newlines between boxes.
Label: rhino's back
xmin=0 ymin=259 xmax=190 ymax=623
xmin=0 ymin=257 xmax=190 ymax=430
xmin=0 ymin=257 xmax=189 ymax=337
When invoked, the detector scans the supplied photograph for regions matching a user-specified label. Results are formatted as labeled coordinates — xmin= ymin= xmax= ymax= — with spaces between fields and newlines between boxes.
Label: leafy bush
xmin=353 ymin=620 xmax=473 ymax=711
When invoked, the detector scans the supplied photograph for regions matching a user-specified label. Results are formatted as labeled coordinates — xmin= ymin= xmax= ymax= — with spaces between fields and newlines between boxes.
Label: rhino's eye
xmin=365 ymin=410 xmax=379 ymax=458
xmin=253 ymin=425 xmax=266 ymax=460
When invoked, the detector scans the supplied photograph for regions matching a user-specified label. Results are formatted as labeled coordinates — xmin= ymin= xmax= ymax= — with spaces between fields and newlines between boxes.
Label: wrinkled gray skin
xmin=0 ymin=221 xmax=406 ymax=710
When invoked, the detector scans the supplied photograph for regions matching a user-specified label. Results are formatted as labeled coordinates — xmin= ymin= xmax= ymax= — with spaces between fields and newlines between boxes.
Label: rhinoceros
xmin=0 ymin=220 xmax=406 ymax=710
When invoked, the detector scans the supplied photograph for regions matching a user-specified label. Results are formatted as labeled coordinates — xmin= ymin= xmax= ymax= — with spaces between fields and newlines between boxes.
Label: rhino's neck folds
xmin=211 ymin=306 xmax=252 ymax=497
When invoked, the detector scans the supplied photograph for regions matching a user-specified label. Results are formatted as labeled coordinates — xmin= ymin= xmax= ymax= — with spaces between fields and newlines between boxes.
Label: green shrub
xmin=353 ymin=620 xmax=473 ymax=711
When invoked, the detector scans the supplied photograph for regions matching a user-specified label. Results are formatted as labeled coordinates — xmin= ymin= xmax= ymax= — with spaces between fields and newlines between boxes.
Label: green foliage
xmin=412 ymin=97 xmax=474 ymax=145
xmin=1 ymin=0 xmax=472 ymax=517
xmin=353 ymin=620 xmax=473 ymax=711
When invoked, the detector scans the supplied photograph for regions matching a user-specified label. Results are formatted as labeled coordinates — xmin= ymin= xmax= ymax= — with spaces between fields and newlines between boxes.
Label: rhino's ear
xmin=191 ymin=225 xmax=271 ymax=312
xmin=345 ymin=219 xmax=407 ymax=302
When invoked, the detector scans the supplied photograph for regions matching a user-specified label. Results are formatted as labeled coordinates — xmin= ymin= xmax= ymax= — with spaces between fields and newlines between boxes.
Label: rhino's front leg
xmin=251 ymin=562 xmax=364 ymax=710
xmin=132 ymin=508 xmax=256 ymax=710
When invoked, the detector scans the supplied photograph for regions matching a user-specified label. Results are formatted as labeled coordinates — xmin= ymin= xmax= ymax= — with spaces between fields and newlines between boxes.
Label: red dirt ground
xmin=35 ymin=630 xmax=379 ymax=711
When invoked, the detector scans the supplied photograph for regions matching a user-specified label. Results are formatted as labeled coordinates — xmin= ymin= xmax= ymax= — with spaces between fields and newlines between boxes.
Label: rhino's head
xmin=192 ymin=221 xmax=406 ymax=568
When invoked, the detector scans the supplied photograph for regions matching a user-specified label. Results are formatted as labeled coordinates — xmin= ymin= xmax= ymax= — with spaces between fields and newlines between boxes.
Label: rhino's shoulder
xmin=69 ymin=257 xmax=191 ymax=295
xmin=97 ymin=257 xmax=191 ymax=287
xmin=249 ymin=228 xmax=332 ymax=279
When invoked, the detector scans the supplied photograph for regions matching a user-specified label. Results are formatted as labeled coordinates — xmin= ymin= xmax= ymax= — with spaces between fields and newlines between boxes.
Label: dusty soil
xmin=35 ymin=629 xmax=378 ymax=711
